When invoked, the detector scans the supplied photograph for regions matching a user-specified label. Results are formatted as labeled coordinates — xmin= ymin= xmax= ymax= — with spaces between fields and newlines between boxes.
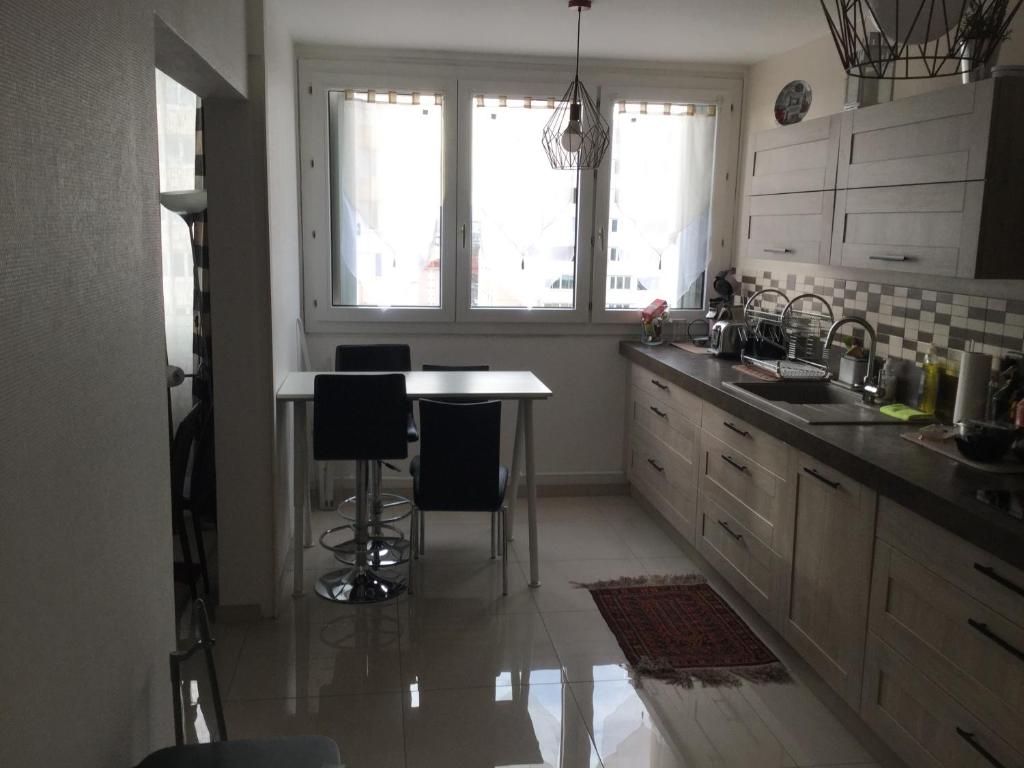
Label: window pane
xmin=329 ymin=90 xmax=444 ymax=308
xmin=471 ymin=96 xmax=579 ymax=309
xmin=605 ymin=102 xmax=717 ymax=311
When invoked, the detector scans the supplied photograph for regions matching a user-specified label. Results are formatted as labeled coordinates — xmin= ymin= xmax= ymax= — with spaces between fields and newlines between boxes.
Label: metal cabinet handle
xmin=650 ymin=378 xmax=668 ymax=390
xmin=723 ymin=421 xmax=750 ymax=437
xmin=803 ymin=466 xmax=840 ymax=489
xmin=647 ymin=458 xmax=665 ymax=473
xmin=967 ymin=619 xmax=1024 ymax=662
xmin=956 ymin=727 xmax=1006 ymax=768
xmin=722 ymin=455 xmax=747 ymax=473
xmin=974 ymin=563 xmax=1024 ymax=599
xmin=868 ymin=254 xmax=911 ymax=262
xmin=717 ymin=520 xmax=744 ymax=541
xmin=649 ymin=405 xmax=668 ymax=418
xmin=762 ymin=247 xmax=794 ymax=254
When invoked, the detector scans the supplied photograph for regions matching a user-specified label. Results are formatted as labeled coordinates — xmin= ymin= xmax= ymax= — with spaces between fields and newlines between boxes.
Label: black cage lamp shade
xmin=821 ymin=0 xmax=1023 ymax=79
xmin=542 ymin=0 xmax=610 ymax=170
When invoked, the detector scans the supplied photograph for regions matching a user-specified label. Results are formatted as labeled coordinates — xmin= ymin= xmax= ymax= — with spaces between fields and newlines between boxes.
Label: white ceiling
xmin=275 ymin=0 xmax=828 ymax=65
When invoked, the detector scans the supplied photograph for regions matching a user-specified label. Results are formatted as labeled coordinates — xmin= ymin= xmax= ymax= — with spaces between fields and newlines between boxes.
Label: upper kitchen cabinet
xmin=745 ymin=114 xmax=841 ymax=195
xmin=836 ymin=80 xmax=994 ymax=189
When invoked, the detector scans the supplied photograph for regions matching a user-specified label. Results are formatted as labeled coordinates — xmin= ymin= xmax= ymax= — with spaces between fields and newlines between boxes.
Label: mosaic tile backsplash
xmin=740 ymin=271 xmax=1024 ymax=367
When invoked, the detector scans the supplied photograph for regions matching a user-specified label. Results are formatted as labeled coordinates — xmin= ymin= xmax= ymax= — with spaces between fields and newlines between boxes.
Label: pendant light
xmin=542 ymin=0 xmax=610 ymax=170
xmin=820 ymin=0 xmax=1022 ymax=79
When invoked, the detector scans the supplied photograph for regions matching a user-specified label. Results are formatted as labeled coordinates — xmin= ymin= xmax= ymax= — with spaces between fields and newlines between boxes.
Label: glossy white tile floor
xmin=213 ymin=495 xmax=891 ymax=768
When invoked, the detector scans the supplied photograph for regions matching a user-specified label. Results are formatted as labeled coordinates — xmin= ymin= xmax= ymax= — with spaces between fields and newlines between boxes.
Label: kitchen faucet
xmin=823 ymin=317 xmax=882 ymax=403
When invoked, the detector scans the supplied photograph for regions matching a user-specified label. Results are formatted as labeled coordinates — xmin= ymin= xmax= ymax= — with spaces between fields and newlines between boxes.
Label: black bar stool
xmin=313 ymin=374 xmax=411 ymax=603
xmin=334 ymin=345 xmax=417 ymax=566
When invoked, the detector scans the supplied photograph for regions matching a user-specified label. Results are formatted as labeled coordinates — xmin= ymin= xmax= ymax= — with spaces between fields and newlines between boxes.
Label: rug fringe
xmin=573 ymin=573 xmax=708 ymax=590
xmin=633 ymin=658 xmax=792 ymax=689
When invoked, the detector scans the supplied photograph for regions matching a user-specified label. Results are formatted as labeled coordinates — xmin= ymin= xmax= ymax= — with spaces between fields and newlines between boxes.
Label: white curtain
xmin=611 ymin=107 xmax=716 ymax=307
xmin=155 ymin=70 xmax=198 ymax=428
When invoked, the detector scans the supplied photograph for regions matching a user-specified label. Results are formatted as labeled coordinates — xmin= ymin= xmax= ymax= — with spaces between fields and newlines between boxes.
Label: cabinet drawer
xmin=701 ymin=431 xmax=783 ymax=542
xmin=877 ymin=497 xmax=1024 ymax=628
xmin=630 ymin=431 xmax=697 ymax=542
xmin=838 ymin=81 xmax=992 ymax=189
xmin=741 ymin=190 xmax=835 ymax=265
xmin=632 ymin=365 xmax=702 ymax=421
xmin=862 ymin=635 xmax=1024 ymax=768
xmin=698 ymin=491 xmax=772 ymax=616
xmin=746 ymin=114 xmax=840 ymax=195
xmin=631 ymin=385 xmax=699 ymax=465
xmin=701 ymin=401 xmax=787 ymax=477
xmin=831 ymin=183 xmax=983 ymax=277
xmin=870 ymin=542 xmax=1024 ymax=754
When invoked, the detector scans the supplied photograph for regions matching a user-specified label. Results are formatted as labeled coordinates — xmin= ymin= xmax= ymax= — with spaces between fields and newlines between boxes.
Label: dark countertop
xmin=621 ymin=341 xmax=1024 ymax=570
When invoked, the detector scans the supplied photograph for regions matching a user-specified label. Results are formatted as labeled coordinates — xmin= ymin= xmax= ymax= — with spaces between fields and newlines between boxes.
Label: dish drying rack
xmin=742 ymin=289 xmax=834 ymax=381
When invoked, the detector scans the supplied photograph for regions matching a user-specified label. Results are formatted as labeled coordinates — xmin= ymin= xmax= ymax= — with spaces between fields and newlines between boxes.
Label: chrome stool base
xmin=339 ymin=493 xmax=412 ymax=525
xmin=320 ymin=523 xmax=410 ymax=567
xmin=315 ymin=567 xmax=406 ymax=604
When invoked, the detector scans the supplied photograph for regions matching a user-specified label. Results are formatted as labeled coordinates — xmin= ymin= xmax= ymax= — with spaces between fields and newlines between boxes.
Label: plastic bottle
xmin=918 ymin=346 xmax=941 ymax=415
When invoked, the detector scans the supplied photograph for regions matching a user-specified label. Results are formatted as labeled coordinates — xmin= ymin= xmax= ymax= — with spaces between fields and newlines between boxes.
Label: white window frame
xmin=298 ymin=53 xmax=742 ymax=332
xmin=455 ymin=78 xmax=593 ymax=324
xmin=591 ymin=83 xmax=740 ymax=324
xmin=299 ymin=61 xmax=459 ymax=326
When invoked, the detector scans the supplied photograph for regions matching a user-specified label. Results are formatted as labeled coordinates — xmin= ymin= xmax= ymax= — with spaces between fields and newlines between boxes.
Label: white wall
xmin=0 ymin=1 xmax=247 ymax=765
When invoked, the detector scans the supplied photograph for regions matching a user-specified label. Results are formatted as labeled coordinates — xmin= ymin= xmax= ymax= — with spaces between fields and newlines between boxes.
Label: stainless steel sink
xmin=726 ymin=380 xmax=903 ymax=425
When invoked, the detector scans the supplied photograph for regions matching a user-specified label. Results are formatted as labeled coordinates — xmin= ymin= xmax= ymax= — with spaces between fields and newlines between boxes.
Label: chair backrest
xmin=313 ymin=374 xmax=409 ymax=461
xmin=335 ymin=344 xmax=411 ymax=372
xmin=171 ymin=403 xmax=210 ymax=510
xmin=417 ymin=399 xmax=501 ymax=511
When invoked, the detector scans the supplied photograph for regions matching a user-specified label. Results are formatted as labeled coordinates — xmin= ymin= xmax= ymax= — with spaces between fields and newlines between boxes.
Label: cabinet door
xmin=831 ymin=182 xmax=983 ymax=277
xmin=837 ymin=80 xmax=993 ymax=189
xmin=741 ymin=190 xmax=834 ymax=265
xmin=745 ymin=114 xmax=840 ymax=195
xmin=778 ymin=454 xmax=877 ymax=707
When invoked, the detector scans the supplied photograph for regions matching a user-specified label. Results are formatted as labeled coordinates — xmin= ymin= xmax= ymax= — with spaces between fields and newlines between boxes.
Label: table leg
xmin=524 ymin=399 xmax=540 ymax=588
xmin=293 ymin=400 xmax=308 ymax=596
xmin=507 ymin=400 xmax=526 ymax=541
xmin=303 ymin=402 xmax=313 ymax=548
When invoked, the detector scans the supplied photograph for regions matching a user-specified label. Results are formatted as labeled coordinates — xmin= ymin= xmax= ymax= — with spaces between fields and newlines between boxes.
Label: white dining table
xmin=276 ymin=370 xmax=553 ymax=596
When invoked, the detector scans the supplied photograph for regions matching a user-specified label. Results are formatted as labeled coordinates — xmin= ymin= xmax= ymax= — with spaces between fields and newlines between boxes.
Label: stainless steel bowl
xmin=954 ymin=420 xmax=1016 ymax=463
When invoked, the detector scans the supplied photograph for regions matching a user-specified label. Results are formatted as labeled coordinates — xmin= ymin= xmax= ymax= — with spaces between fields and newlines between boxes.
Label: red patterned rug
xmin=579 ymin=575 xmax=791 ymax=688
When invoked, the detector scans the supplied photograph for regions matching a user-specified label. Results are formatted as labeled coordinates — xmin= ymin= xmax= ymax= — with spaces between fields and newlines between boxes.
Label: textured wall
xmin=0 ymin=1 xmax=247 ymax=764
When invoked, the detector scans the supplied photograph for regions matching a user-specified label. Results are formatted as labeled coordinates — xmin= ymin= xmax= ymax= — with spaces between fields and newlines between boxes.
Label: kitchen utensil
xmin=953 ymin=351 xmax=992 ymax=423
xmin=708 ymin=320 xmax=746 ymax=358
xmin=953 ymin=419 xmax=1016 ymax=463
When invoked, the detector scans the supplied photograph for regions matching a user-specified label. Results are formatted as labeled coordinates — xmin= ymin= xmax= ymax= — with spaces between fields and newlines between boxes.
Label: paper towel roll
xmin=953 ymin=351 xmax=992 ymax=423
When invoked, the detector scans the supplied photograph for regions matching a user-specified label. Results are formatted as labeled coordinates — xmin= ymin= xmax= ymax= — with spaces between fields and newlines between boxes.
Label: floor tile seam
xmin=396 ymin=590 xmax=411 ymax=768
xmin=398 ymin=679 xmax=588 ymax=699
xmin=560 ymin=678 xmax=609 ymax=768
xmin=219 ymin=626 xmax=252 ymax=700
xmin=221 ymin=690 xmax=405 ymax=705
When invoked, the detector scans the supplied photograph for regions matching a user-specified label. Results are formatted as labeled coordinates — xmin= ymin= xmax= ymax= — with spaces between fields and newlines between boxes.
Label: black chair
xmin=409 ymin=399 xmax=509 ymax=596
xmin=135 ymin=600 xmax=342 ymax=768
xmin=335 ymin=344 xmax=417 ymax=442
xmin=314 ymin=374 xmax=411 ymax=603
xmin=171 ymin=403 xmax=215 ymax=602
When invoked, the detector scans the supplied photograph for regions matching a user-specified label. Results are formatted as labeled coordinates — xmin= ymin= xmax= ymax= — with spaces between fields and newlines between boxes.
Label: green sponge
xmin=879 ymin=403 xmax=931 ymax=422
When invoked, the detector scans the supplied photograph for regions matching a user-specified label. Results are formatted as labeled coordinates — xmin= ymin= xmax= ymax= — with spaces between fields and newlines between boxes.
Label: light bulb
xmin=560 ymin=119 xmax=583 ymax=153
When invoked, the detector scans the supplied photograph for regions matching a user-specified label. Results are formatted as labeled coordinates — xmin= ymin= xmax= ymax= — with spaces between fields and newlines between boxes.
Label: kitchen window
xmin=299 ymin=56 xmax=739 ymax=330
xmin=593 ymin=98 xmax=718 ymax=320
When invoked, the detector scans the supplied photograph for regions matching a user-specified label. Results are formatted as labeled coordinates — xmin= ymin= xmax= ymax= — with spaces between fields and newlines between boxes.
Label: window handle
xmin=598 ymin=226 xmax=605 ymax=254
xmin=460 ymin=223 xmax=467 ymax=249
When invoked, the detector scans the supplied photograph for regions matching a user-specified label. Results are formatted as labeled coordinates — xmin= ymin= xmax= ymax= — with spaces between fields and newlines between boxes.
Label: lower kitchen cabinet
xmin=776 ymin=453 xmax=877 ymax=708
xmin=862 ymin=635 xmax=1024 ymax=768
